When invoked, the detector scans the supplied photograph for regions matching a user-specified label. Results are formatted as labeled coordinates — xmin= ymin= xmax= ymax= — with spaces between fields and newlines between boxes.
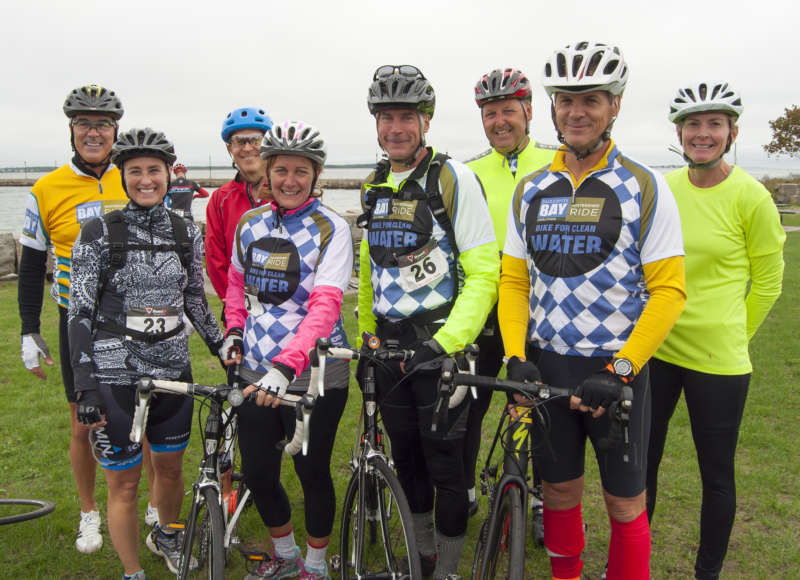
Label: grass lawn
xmin=1 ymin=231 xmax=798 ymax=579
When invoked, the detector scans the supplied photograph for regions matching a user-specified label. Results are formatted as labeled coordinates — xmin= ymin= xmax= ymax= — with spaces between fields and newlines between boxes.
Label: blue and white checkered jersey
xmin=504 ymin=145 xmax=683 ymax=357
xmin=231 ymin=199 xmax=351 ymax=374
xmin=365 ymin=158 xmax=495 ymax=321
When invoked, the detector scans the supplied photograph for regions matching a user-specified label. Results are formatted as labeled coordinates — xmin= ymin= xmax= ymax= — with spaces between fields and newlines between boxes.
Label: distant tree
xmin=764 ymin=105 xmax=800 ymax=158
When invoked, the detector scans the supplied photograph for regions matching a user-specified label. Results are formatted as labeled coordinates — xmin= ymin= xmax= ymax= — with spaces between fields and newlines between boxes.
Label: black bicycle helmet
xmin=367 ymin=65 xmax=436 ymax=118
xmin=63 ymin=84 xmax=124 ymax=120
xmin=111 ymin=128 xmax=177 ymax=167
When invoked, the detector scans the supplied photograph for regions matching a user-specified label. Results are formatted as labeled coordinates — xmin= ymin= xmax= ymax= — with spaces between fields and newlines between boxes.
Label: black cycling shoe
xmin=468 ymin=499 xmax=480 ymax=517
xmin=531 ymin=504 xmax=545 ymax=545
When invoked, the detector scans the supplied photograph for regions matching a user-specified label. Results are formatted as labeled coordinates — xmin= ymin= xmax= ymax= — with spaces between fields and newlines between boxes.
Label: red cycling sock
xmin=543 ymin=504 xmax=584 ymax=580
xmin=607 ymin=510 xmax=651 ymax=580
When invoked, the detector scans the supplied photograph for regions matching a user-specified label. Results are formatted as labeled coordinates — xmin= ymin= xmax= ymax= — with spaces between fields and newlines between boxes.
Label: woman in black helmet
xmin=69 ymin=128 xmax=231 ymax=580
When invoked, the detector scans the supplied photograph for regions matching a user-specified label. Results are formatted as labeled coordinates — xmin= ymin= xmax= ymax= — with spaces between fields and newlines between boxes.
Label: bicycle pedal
xmin=237 ymin=546 xmax=269 ymax=562
xmin=328 ymin=554 xmax=341 ymax=572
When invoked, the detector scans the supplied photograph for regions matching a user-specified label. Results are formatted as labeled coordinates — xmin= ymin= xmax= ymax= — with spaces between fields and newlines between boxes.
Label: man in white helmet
xmin=499 ymin=42 xmax=687 ymax=580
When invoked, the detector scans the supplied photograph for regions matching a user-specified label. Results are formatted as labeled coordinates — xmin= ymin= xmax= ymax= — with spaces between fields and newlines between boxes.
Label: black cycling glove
xmin=405 ymin=339 xmax=444 ymax=375
xmin=506 ymin=356 xmax=541 ymax=383
xmin=575 ymin=367 xmax=625 ymax=409
xmin=76 ymin=389 xmax=106 ymax=425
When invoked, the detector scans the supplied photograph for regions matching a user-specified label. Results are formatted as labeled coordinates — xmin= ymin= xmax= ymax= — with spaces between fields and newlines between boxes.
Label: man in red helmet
xmin=464 ymin=67 xmax=557 ymax=523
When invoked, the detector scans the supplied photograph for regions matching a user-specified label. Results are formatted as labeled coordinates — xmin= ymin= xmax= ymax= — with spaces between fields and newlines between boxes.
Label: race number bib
xmin=396 ymin=238 xmax=448 ymax=293
xmin=244 ymin=286 xmax=265 ymax=316
xmin=126 ymin=307 xmax=181 ymax=336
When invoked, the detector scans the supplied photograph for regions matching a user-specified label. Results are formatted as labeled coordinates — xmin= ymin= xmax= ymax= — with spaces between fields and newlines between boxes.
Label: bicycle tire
xmin=180 ymin=486 xmax=225 ymax=579
xmin=479 ymin=485 xmax=525 ymax=580
xmin=0 ymin=498 xmax=55 ymax=525
xmin=339 ymin=457 xmax=421 ymax=579
xmin=471 ymin=519 xmax=489 ymax=579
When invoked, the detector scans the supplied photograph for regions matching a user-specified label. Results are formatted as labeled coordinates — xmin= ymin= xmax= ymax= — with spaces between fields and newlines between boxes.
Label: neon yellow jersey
xmin=467 ymin=141 xmax=556 ymax=250
xmin=20 ymin=162 xmax=127 ymax=307
xmin=655 ymin=166 xmax=785 ymax=374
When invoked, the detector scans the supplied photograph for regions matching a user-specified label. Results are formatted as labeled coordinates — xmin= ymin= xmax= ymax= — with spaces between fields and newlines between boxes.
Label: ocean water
xmin=1 ymin=164 xmax=797 ymax=236
xmin=1 ymin=167 xmax=369 ymax=236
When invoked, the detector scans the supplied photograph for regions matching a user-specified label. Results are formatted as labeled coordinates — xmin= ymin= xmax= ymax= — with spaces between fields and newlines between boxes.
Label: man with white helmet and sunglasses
xmin=358 ymin=64 xmax=500 ymax=578
xmin=465 ymin=67 xmax=557 ymax=525
xmin=498 ymin=43 xmax=687 ymax=579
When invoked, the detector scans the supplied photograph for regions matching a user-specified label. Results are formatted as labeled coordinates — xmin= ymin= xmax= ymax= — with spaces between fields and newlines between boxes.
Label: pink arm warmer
xmin=273 ymin=285 xmax=344 ymax=377
xmin=224 ymin=266 xmax=247 ymax=330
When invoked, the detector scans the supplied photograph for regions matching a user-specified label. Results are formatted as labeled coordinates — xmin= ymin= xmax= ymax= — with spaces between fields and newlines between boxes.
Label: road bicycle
xmin=433 ymin=359 xmax=633 ymax=580
xmin=318 ymin=335 xmax=473 ymax=579
xmin=0 ymin=498 xmax=55 ymax=526
xmin=130 ymin=371 xmax=317 ymax=579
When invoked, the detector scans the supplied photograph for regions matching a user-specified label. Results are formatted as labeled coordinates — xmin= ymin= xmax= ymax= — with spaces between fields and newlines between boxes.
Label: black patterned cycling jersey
xmin=68 ymin=201 xmax=224 ymax=391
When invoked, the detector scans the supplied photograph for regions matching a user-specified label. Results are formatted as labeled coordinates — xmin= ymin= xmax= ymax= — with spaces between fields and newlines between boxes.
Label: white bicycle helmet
xmin=260 ymin=121 xmax=327 ymax=166
xmin=668 ymin=81 xmax=743 ymax=123
xmin=543 ymin=42 xmax=628 ymax=97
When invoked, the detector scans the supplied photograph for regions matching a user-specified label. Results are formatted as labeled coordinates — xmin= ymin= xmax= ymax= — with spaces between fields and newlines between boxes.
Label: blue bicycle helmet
xmin=221 ymin=107 xmax=273 ymax=142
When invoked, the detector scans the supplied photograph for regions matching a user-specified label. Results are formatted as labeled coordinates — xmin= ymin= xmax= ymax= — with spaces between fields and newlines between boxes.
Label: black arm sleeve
xmin=18 ymin=245 xmax=48 ymax=335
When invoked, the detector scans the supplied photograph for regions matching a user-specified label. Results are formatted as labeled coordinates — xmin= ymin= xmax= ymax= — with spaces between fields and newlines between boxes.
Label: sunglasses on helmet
xmin=373 ymin=65 xmax=425 ymax=81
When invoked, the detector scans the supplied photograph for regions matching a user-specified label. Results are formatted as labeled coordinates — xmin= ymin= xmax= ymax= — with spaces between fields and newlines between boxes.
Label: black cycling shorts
xmin=529 ymin=347 xmax=651 ymax=498
xmin=90 ymin=368 xmax=194 ymax=471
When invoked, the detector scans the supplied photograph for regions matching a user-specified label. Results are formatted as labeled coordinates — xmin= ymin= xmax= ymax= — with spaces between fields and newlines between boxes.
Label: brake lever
xmin=464 ymin=343 xmax=479 ymax=400
xmin=300 ymin=394 xmax=315 ymax=456
xmin=432 ymin=358 xmax=457 ymax=432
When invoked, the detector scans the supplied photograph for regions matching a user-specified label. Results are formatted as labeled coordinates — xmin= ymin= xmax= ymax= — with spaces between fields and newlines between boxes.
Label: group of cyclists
xmin=18 ymin=40 xmax=785 ymax=580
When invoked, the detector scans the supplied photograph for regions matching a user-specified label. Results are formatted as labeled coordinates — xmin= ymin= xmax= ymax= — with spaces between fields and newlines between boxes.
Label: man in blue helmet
xmin=205 ymin=107 xmax=273 ymax=318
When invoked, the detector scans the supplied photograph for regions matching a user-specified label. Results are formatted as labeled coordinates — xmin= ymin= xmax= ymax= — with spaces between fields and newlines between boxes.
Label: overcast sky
xmin=3 ymin=0 xmax=799 ymax=171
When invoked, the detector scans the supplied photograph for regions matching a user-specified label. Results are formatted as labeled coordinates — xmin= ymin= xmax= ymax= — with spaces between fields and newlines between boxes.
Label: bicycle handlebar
xmin=129 ymin=377 xmax=315 ymax=458
xmin=433 ymin=359 xmax=635 ymax=460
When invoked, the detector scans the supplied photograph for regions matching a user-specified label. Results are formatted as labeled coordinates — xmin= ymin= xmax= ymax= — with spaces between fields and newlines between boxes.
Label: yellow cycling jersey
xmin=467 ymin=140 xmax=556 ymax=250
xmin=20 ymin=162 xmax=127 ymax=307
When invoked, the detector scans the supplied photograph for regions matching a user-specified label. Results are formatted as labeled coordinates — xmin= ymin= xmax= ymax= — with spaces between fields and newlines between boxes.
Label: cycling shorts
xmin=90 ymin=368 xmax=194 ymax=471
xmin=528 ymin=347 xmax=651 ymax=498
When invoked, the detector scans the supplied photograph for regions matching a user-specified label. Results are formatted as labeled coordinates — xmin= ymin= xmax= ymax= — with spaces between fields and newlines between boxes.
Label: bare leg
xmin=69 ymin=402 xmax=98 ymax=513
xmin=150 ymin=449 xmax=186 ymax=524
xmin=105 ymin=464 xmax=143 ymax=574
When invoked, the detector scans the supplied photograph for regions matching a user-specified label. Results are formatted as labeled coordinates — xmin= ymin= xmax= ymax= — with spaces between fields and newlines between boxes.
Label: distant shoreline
xmin=0 ymin=176 xmax=365 ymax=189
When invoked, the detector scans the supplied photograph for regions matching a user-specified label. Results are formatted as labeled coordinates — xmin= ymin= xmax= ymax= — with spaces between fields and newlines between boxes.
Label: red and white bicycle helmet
xmin=474 ymin=68 xmax=532 ymax=107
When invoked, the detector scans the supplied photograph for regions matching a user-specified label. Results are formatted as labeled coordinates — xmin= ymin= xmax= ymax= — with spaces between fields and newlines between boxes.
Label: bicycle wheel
xmin=180 ymin=486 xmax=225 ymax=579
xmin=471 ymin=519 xmax=489 ymax=579
xmin=478 ymin=484 xmax=525 ymax=580
xmin=340 ymin=457 xmax=421 ymax=579
xmin=0 ymin=498 xmax=55 ymax=525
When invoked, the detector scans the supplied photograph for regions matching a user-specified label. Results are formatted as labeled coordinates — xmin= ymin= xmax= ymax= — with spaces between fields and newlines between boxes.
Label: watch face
xmin=613 ymin=358 xmax=633 ymax=377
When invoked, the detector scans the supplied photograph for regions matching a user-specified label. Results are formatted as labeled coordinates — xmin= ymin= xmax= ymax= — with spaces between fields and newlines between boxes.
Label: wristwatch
xmin=609 ymin=357 xmax=634 ymax=383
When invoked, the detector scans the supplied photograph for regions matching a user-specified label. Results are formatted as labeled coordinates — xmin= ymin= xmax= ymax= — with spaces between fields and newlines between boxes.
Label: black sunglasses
xmin=373 ymin=65 xmax=425 ymax=81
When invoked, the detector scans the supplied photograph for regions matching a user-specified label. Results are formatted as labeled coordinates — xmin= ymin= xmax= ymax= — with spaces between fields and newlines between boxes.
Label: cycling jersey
xmin=654 ymin=166 xmax=785 ymax=374
xmin=467 ymin=140 xmax=557 ymax=250
xmin=19 ymin=161 xmax=127 ymax=308
xmin=205 ymin=173 xmax=268 ymax=300
xmin=165 ymin=177 xmax=209 ymax=220
xmin=503 ymin=142 xmax=684 ymax=358
xmin=357 ymin=148 xmax=500 ymax=353
xmin=226 ymin=197 xmax=353 ymax=377
xmin=68 ymin=201 xmax=224 ymax=391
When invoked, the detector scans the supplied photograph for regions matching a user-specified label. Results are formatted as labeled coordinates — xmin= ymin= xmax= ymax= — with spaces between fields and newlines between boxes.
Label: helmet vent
xmin=603 ymin=59 xmax=619 ymax=75
xmin=572 ymin=54 xmax=583 ymax=76
xmin=556 ymin=53 xmax=567 ymax=77
xmin=587 ymin=52 xmax=603 ymax=76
